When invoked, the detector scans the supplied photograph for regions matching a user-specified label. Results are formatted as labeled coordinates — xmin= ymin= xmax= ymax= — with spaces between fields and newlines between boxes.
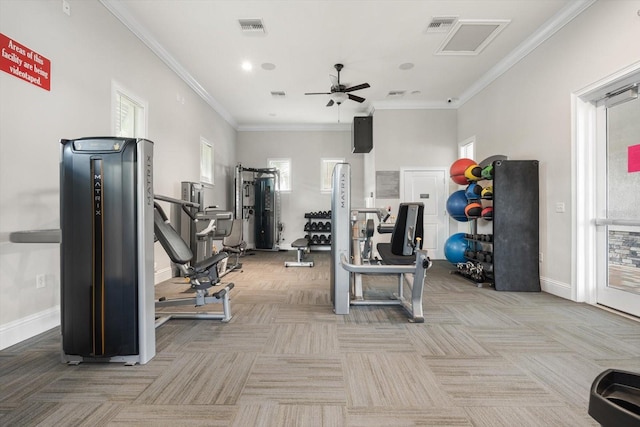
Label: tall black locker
xmin=254 ymin=177 xmax=275 ymax=249
xmin=59 ymin=137 xmax=155 ymax=364
xmin=492 ymin=160 xmax=540 ymax=291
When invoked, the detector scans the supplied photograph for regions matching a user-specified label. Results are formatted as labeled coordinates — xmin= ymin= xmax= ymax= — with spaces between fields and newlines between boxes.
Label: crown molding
xmin=458 ymin=0 xmax=597 ymax=106
xmin=99 ymin=0 xmax=237 ymax=129
xmin=237 ymin=123 xmax=351 ymax=132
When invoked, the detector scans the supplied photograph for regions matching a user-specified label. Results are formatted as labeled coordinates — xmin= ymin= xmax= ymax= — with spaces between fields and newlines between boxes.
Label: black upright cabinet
xmin=492 ymin=160 xmax=540 ymax=292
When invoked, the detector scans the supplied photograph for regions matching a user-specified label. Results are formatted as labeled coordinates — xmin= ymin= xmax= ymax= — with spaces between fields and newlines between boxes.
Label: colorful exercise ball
xmin=446 ymin=190 xmax=469 ymax=222
xmin=481 ymin=206 xmax=494 ymax=221
xmin=465 ymin=202 xmax=483 ymax=218
xmin=444 ymin=233 xmax=468 ymax=264
xmin=465 ymin=182 xmax=483 ymax=200
xmin=464 ymin=164 xmax=483 ymax=181
xmin=481 ymin=186 xmax=493 ymax=199
xmin=450 ymin=158 xmax=476 ymax=185
xmin=481 ymin=164 xmax=494 ymax=180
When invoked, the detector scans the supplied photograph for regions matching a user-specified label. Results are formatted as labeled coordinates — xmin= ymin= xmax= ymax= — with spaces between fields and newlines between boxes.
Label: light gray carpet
xmin=1 ymin=251 xmax=639 ymax=426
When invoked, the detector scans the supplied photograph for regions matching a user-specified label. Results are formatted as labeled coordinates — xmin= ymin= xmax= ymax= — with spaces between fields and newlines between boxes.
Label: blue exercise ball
xmin=446 ymin=190 xmax=469 ymax=222
xmin=444 ymin=232 xmax=468 ymax=264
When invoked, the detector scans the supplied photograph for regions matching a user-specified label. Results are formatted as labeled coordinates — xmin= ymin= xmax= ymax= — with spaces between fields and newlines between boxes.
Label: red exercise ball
xmin=450 ymin=158 xmax=477 ymax=185
xmin=465 ymin=202 xmax=483 ymax=218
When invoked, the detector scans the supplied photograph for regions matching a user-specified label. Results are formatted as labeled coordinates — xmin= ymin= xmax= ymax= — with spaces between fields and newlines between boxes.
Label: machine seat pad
xmin=292 ymin=238 xmax=309 ymax=248
xmin=377 ymin=243 xmax=416 ymax=266
xmin=193 ymin=251 xmax=229 ymax=273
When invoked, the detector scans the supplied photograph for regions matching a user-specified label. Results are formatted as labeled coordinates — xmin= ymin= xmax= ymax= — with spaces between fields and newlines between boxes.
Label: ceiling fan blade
xmin=344 ymin=83 xmax=370 ymax=93
xmin=305 ymin=92 xmax=331 ymax=95
xmin=348 ymin=94 xmax=366 ymax=103
xmin=326 ymin=99 xmax=335 ymax=107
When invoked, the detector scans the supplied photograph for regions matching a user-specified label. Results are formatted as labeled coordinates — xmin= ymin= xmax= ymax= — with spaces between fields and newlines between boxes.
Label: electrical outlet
xmin=36 ymin=274 xmax=46 ymax=289
xmin=62 ymin=0 xmax=71 ymax=16
xmin=539 ymin=252 xmax=543 ymax=263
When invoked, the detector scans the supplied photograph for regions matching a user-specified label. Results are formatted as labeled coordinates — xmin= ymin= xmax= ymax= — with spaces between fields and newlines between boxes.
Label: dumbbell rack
xmin=304 ymin=211 xmax=332 ymax=250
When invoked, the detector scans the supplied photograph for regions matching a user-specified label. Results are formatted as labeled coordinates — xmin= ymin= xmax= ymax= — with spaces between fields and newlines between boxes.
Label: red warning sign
xmin=0 ymin=33 xmax=50 ymax=91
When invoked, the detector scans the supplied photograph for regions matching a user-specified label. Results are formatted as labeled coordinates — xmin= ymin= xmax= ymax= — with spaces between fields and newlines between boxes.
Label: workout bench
xmin=285 ymin=237 xmax=314 ymax=267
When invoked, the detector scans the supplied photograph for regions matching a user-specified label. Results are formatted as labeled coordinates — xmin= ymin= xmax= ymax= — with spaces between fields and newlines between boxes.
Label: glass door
xmin=595 ymin=83 xmax=640 ymax=317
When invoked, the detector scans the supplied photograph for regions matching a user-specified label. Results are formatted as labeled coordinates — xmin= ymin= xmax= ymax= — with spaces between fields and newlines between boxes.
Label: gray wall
xmin=236 ymin=130 xmax=364 ymax=249
xmin=0 ymin=0 xmax=236 ymax=348
xmin=457 ymin=0 xmax=640 ymax=295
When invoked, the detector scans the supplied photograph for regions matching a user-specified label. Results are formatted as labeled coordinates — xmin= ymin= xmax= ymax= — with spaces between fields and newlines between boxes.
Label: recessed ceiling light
xmin=399 ymin=62 xmax=414 ymax=70
xmin=262 ymin=63 xmax=276 ymax=71
xmin=242 ymin=61 xmax=253 ymax=71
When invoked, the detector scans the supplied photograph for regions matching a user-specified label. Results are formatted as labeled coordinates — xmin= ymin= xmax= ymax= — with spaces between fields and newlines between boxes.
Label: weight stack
xmin=492 ymin=160 xmax=541 ymax=292
xmin=59 ymin=137 xmax=155 ymax=364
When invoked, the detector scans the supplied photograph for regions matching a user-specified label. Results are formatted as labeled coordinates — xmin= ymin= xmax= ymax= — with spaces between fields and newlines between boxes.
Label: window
xmin=112 ymin=81 xmax=147 ymax=138
xmin=268 ymin=158 xmax=291 ymax=192
xmin=321 ymin=158 xmax=344 ymax=193
xmin=459 ymin=136 xmax=475 ymax=160
xmin=200 ymin=137 xmax=213 ymax=185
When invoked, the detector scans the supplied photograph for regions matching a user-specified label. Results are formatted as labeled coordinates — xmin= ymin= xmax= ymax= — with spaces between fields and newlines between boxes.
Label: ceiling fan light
xmin=331 ymin=92 xmax=348 ymax=104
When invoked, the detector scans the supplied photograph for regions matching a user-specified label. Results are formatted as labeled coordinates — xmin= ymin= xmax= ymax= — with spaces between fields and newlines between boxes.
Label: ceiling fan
xmin=305 ymin=64 xmax=370 ymax=107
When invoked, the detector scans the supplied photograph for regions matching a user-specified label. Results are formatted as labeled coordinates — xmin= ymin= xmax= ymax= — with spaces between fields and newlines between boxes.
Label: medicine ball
xmin=481 ymin=164 xmax=494 ymax=180
xmin=446 ymin=190 xmax=469 ymax=222
xmin=450 ymin=158 xmax=476 ymax=185
xmin=481 ymin=206 xmax=493 ymax=221
xmin=464 ymin=164 xmax=483 ymax=181
xmin=465 ymin=183 xmax=483 ymax=200
xmin=444 ymin=232 xmax=468 ymax=264
xmin=465 ymin=202 xmax=482 ymax=218
xmin=481 ymin=186 xmax=493 ymax=199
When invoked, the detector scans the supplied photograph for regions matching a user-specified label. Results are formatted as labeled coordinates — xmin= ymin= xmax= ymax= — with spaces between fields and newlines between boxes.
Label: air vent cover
xmin=436 ymin=20 xmax=510 ymax=55
xmin=387 ymin=90 xmax=406 ymax=97
xmin=270 ymin=91 xmax=286 ymax=97
xmin=426 ymin=16 xmax=458 ymax=33
xmin=238 ymin=19 xmax=266 ymax=34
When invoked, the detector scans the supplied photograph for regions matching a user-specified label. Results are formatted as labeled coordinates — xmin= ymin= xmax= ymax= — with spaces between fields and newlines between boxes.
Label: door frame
xmin=399 ymin=167 xmax=449 ymax=259
xmin=572 ymin=61 xmax=640 ymax=306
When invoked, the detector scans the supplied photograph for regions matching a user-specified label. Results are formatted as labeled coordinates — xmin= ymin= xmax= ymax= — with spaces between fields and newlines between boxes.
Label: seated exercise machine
xmin=220 ymin=219 xmax=246 ymax=276
xmin=177 ymin=181 xmax=241 ymax=277
xmin=330 ymin=163 xmax=431 ymax=322
xmin=153 ymin=195 xmax=235 ymax=326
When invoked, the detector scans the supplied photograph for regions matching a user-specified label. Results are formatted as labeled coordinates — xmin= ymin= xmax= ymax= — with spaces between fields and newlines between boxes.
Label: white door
xmin=401 ymin=168 xmax=448 ymax=259
xmin=595 ymin=83 xmax=640 ymax=317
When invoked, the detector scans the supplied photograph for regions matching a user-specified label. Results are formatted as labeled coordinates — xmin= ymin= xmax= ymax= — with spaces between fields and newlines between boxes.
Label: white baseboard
xmin=154 ymin=266 xmax=172 ymax=284
xmin=0 ymin=306 xmax=60 ymax=351
xmin=541 ymin=276 xmax=572 ymax=300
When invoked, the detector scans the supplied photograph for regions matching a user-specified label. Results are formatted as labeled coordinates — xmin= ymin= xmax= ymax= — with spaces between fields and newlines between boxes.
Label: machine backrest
xmin=154 ymin=203 xmax=193 ymax=265
xmin=390 ymin=203 xmax=424 ymax=256
xmin=223 ymin=219 xmax=243 ymax=248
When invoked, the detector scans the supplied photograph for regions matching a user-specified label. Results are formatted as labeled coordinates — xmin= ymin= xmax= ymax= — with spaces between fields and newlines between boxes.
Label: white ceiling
xmin=101 ymin=0 xmax=594 ymax=130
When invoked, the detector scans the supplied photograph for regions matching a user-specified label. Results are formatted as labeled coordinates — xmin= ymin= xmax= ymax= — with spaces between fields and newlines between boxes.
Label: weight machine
xmin=330 ymin=163 xmax=431 ymax=322
xmin=234 ymin=163 xmax=282 ymax=251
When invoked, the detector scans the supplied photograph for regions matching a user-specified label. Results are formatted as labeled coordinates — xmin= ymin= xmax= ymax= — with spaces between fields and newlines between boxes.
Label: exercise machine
xmin=178 ymin=181 xmax=234 ymax=263
xmin=234 ymin=163 xmax=282 ymax=251
xmin=10 ymin=137 xmax=157 ymax=364
xmin=153 ymin=196 xmax=234 ymax=325
xmin=177 ymin=181 xmax=241 ymax=276
xmin=330 ymin=163 xmax=431 ymax=322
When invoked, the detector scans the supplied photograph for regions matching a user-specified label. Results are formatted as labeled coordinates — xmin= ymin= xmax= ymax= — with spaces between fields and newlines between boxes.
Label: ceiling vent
xmin=425 ymin=16 xmax=458 ymax=33
xmin=387 ymin=90 xmax=406 ymax=97
xmin=436 ymin=19 xmax=509 ymax=55
xmin=270 ymin=91 xmax=286 ymax=98
xmin=238 ymin=19 xmax=266 ymax=34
